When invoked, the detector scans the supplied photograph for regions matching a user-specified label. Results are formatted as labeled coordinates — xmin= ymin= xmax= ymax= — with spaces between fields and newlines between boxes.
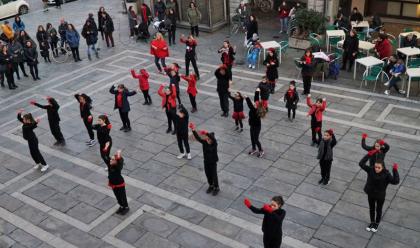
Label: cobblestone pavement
xmin=0 ymin=1 xmax=420 ymax=248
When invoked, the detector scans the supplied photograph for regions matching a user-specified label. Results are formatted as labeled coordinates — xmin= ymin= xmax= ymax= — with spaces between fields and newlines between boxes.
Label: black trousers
xmin=5 ymin=69 xmax=15 ymax=88
xmin=263 ymin=234 xmax=282 ymax=248
xmin=100 ymin=30 xmax=104 ymax=40
xmin=28 ymin=64 xmax=39 ymax=79
xmin=227 ymin=64 xmax=233 ymax=80
xmin=302 ymin=75 xmax=312 ymax=94
xmin=311 ymin=119 xmax=322 ymax=144
xmin=190 ymin=25 xmax=199 ymax=37
xmin=119 ymin=109 xmax=131 ymax=128
xmin=320 ymin=160 xmax=332 ymax=182
xmin=49 ymin=120 xmax=64 ymax=142
xmin=50 ymin=41 xmax=58 ymax=56
xmin=105 ymin=32 xmax=114 ymax=47
xmin=250 ymin=125 xmax=262 ymax=151
xmin=28 ymin=139 xmax=46 ymax=165
xmin=342 ymin=51 xmax=356 ymax=70
xmin=185 ymin=55 xmax=199 ymax=78
xmin=113 ymin=187 xmax=128 ymax=207
xmin=287 ymin=107 xmax=296 ymax=119
xmin=154 ymin=56 xmax=166 ymax=72
xmin=368 ymin=194 xmax=385 ymax=223
xmin=177 ymin=133 xmax=190 ymax=154
xmin=166 ymin=107 xmax=176 ymax=131
xmin=83 ymin=118 xmax=94 ymax=140
xmin=176 ymin=90 xmax=182 ymax=105
xmin=100 ymin=142 xmax=112 ymax=164
xmin=142 ymin=90 xmax=152 ymax=103
xmin=189 ymin=93 xmax=197 ymax=109
xmin=70 ymin=47 xmax=80 ymax=61
xmin=168 ymin=26 xmax=176 ymax=45
xmin=13 ymin=62 xmax=27 ymax=78
xmin=218 ymin=91 xmax=229 ymax=114
xmin=235 ymin=119 xmax=243 ymax=128
xmin=204 ymin=161 xmax=219 ymax=188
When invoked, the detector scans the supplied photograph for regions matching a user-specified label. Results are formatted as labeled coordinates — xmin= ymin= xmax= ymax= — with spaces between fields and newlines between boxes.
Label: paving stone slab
xmin=367 ymin=233 xmax=415 ymax=248
xmin=66 ymin=202 xmax=103 ymax=224
xmin=314 ymin=224 xmax=369 ymax=248
xmin=43 ymin=193 xmax=79 ymax=213
xmin=116 ymin=224 xmax=148 ymax=245
xmin=22 ymin=184 xmax=57 ymax=203
xmin=9 ymin=229 xmax=43 ymax=248
xmin=287 ymin=193 xmax=333 ymax=217
xmin=13 ymin=204 xmax=49 ymax=226
xmin=167 ymin=227 xmax=221 ymax=248
xmin=67 ymin=185 xmax=107 ymax=206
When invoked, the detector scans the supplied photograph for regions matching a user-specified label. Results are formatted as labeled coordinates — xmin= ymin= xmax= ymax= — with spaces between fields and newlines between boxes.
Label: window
xmin=367 ymin=0 xmax=420 ymax=20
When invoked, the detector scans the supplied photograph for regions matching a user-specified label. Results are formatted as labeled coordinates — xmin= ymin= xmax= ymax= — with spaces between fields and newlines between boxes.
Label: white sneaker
xmin=187 ymin=153 xmax=192 ymax=160
xmin=33 ymin=164 xmax=41 ymax=169
xmin=248 ymin=64 xmax=252 ymax=68
xmin=252 ymin=65 xmax=255 ymax=69
xmin=177 ymin=153 xmax=186 ymax=159
xmin=384 ymin=90 xmax=390 ymax=95
xmin=399 ymin=90 xmax=406 ymax=94
xmin=40 ymin=165 xmax=49 ymax=172
xmin=384 ymin=81 xmax=390 ymax=86
xmin=88 ymin=139 xmax=96 ymax=147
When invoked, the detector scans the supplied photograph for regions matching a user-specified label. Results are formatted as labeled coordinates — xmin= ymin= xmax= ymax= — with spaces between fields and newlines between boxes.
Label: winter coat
xmin=361 ymin=138 xmax=390 ymax=168
xmin=375 ymin=39 xmax=392 ymax=59
xmin=154 ymin=1 xmax=166 ymax=16
xmin=258 ymin=82 xmax=270 ymax=100
xmin=81 ymin=23 xmax=98 ymax=45
xmin=187 ymin=7 xmax=201 ymax=26
xmin=92 ymin=124 xmax=112 ymax=146
xmin=109 ymin=85 xmax=137 ymax=112
xmin=249 ymin=206 xmax=285 ymax=237
xmin=1 ymin=24 xmax=13 ymax=40
xmin=192 ymin=130 xmax=219 ymax=164
xmin=65 ymin=30 xmax=80 ymax=48
xmin=0 ymin=51 xmax=13 ymax=73
xmin=284 ymin=89 xmax=299 ymax=109
xmin=9 ymin=41 xmax=25 ymax=64
xmin=246 ymin=20 xmax=258 ymax=40
xmin=17 ymin=114 xmax=38 ymax=142
xmin=131 ymin=69 xmax=149 ymax=91
xmin=47 ymin=27 xmax=59 ymax=43
xmin=97 ymin=12 xmax=106 ymax=32
xmin=264 ymin=55 xmax=279 ymax=81
xmin=34 ymin=101 xmax=60 ymax=124
xmin=165 ymin=1 xmax=176 ymax=15
xmin=219 ymin=47 xmax=235 ymax=66
xmin=13 ymin=21 xmax=25 ymax=33
xmin=307 ymin=97 xmax=326 ymax=122
xmin=175 ymin=105 xmax=189 ymax=135
xmin=350 ymin=12 xmax=363 ymax=22
xmin=107 ymin=156 xmax=125 ymax=186
xmin=128 ymin=9 xmax=138 ymax=30
xmin=158 ymin=84 xmax=177 ymax=109
xmin=102 ymin=15 xmax=114 ymax=33
xmin=215 ymin=68 xmax=231 ymax=93
xmin=300 ymin=55 xmax=314 ymax=77
xmin=359 ymin=155 xmax=399 ymax=199
xmin=181 ymin=75 xmax=197 ymax=96
xmin=23 ymin=46 xmax=38 ymax=65
xmin=278 ymin=6 xmax=289 ymax=18
xmin=36 ymin=30 xmax=48 ymax=45
xmin=39 ymin=42 xmax=50 ymax=57
xmin=343 ymin=35 xmax=359 ymax=54
xmin=317 ymin=134 xmax=337 ymax=161
xmin=150 ymin=39 xmax=169 ymax=58
xmin=334 ymin=17 xmax=350 ymax=31
xmin=402 ymin=35 xmax=417 ymax=48
xmin=58 ymin=22 xmax=67 ymax=39
xmin=139 ymin=4 xmax=152 ymax=24
xmin=166 ymin=13 xmax=177 ymax=29
xmin=246 ymin=96 xmax=261 ymax=127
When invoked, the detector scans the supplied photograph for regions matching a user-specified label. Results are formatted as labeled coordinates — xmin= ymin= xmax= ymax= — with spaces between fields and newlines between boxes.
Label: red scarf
xmin=141 ymin=6 xmax=147 ymax=23
xmin=117 ymin=92 xmax=123 ymax=108
xmin=305 ymin=55 xmax=312 ymax=64
xmin=287 ymin=89 xmax=294 ymax=99
xmin=367 ymin=149 xmax=379 ymax=156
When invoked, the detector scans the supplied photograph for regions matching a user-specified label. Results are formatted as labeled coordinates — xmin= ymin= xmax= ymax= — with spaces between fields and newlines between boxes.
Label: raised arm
xmin=157 ymin=84 xmax=165 ymax=97
xmin=74 ymin=94 xmax=81 ymax=103
xmin=361 ymin=137 xmax=373 ymax=151
xmin=33 ymin=102 xmax=48 ymax=109
xmin=320 ymin=98 xmax=327 ymax=111
xmin=331 ymin=134 xmax=337 ymax=148
xmin=192 ymin=130 xmax=205 ymax=144
xmin=245 ymin=96 xmax=255 ymax=110
xmin=306 ymin=95 xmax=313 ymax=107
xmin=109 ymin=85 xmax=116 ymax=94
xmin=126 ymin=89 xmax=137 ymax=96
xmin=130 ymin=69 xmax=140 ymax=79
xmin=359 ymin=154 xmax=371 ymax=172
xmin=388 ymin=164 xmax=400 ymax=185
xmin=381 ymin=142 xmax=390 ymax=154
xmin=17 ymin=113 xmax=23 ymax=123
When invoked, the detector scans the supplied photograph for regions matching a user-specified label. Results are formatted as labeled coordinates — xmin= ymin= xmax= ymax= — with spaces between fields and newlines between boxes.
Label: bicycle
xmin=249 ymin=0 xmax=273 ymax=13
xmin=230 ymin=14 xmax=247 ymax=35
xmin=51 ymin=38 xmax=71 ymax=63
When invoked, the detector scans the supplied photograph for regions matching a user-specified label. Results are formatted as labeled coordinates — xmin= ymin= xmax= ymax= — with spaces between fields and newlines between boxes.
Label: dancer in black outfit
xmin=31 ymin=97 xmax=65 ymax=146
xmin=300 ymin=49 xmax=314 ymax=95
xmin=92 ymin=115 xmax=112 ymax=169
xmin=109 ymin=84 xmax=136 ymax=132
xmin=17 ymin=109 xmax=49 ymax=172
xmin=359 ymin=154 xmax=399 ymax=233
xmin=257 ymin=76 xmax=270 ymax=110
xmin=180 ymin=34 xmax=200 ymax=80
xmin=244 ymin=196 xmax=286 ymax=248
xmin=190 ymin=122 xmax=220 ymax=195
xmin=165 ymin=64 xmax=182 ymax=104
xmin=74 ymin=93 xmax=95 ymax=146
xmin=215 ymin=65 xmax=231 ymax=117
xmin=245 ymin=89 xmax=266 ymax=158
xmin=263 ymin=48 xmax=279 ymax=93
xmin=317 ymin=129 xmax=337 ymax=185
xmin=283 ymin=80 xmax=299 ymax=121
xmin=175 ymin=104 xmax=191 ymax=160
xmin=106 ymin=150 xmax=129 ymax=215
xmin=228 ymin=91 xmax=245 ymax=132
xmin=361 ymin=133 xmax=390 ymax=168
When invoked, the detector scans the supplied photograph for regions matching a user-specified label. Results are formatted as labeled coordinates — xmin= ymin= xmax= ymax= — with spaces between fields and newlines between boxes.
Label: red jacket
xmin=158 ymin=84 xmax=177 ymax=109
xmin=131 ymin=69 xmax=149 ymax=91
xmin=181 ymin=74 xmax=197 ymax=96
xmin=307 ymin=97 xmax=326 ymax=122
xmin=278 ymin=6 xmax=289 ymax=18
xmin=375 ymin=39 xmax=392 ymax=59
xmin=150 ymin=39 xmax=169 ymax=58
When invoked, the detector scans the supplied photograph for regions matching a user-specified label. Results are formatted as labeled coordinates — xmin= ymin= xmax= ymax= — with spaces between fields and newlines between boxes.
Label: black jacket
xmin=215 ymin=68 xmax=231 ymax=93
xmin=263 ymin=55 xmax=279 ymax=82
xmin=109 ymin=86 xmax=136 ymax=112
xmin=107 ymin=156 xmax=124 ymax=185
xmin=350 ymin=12 xmax=363 ymax=22
xmin=17 ymin=114 xmax=38 ymax=142
xmin=246 ymin=20 xmax=258 ymax=40
xmin=9 ymin=41 xmax=24 ymax=64
xmin=246 ymin=95 xmax=261 ymax=127
xmin=250 ymin=205 xmax=286 ymax=237
xmin=284 ymin=89 xmax=299 ymax=109
xmin=257 ymin=82 xmax=271 ymax=100
xmin=74 ymin=94 xmax=92 ymax=119
xmin=361 ymin=139 xmax=390 ymax=167
xmin=92 ymin=124 xmax=112 ymax=146
xmin=402 ymin=35 xmax=417 ymax=48
xmin=359 ymin=155 xmax=399 ymax=199
xmin=81 ymin=22 xmax=98 ymax=45
xmin=23 ymin=46 xmax=38 ymax=65
xmin=175 ymin=105 xmax=189 ymax=135
xmin=300 ymin=55 xmax=314 ymax=77
xmin=0 ymin=51 xmax=13 ymax=73
xmin=334 ymin=17 xmax=350 ymax=31
xmin=166 ymin=70 xmax=180 ymax=92
xmin=101 ymin=14 xmax=114 ymax=33
xmin=193 ymin=130 xmax=218 ymax=164
xmin=317 ymin=134 xmax=337 ymax=161
xmin=154 ymin=2 xmax=166 ymax=15
xmin=343 ymin=35 xmax=359 ymax=54
xmin=34 ymin=102 xmax=60 ymax=123
xmin=36 ymin=30 xmax=48 ymax=45
xmin=58 ymin=22 xmax=67 ymax=39
xmin=228 ymin=93 xmax=244 ymax=112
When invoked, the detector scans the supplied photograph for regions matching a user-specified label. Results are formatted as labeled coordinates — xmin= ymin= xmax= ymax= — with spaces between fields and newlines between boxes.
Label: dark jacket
xmin=0 ymin=51 xmax=13 ymax=73
xmin=154 ymin=1 xmax=166 ymax=16
xmin=175 ymin=105 xmax=189 ymax=135
xmin=34 ymin=102 xmax=60 ymax=123
xmin=102 ymin=15 xmax=114 ymax=33
xmin=284 ymin=89 xmax=299 ymax=109
xmin=359 ymin=155 xmax=399 ymax=199
xmin=109 ymin=86 xmax=136 ymax=112
xmin=317 ymin=134 xmax=337 ymax=161
xmin=74 ymin=94 xmax=92 ymax=119
xmin=246 ymin=95 xmax=261 ymax=127
xmin=193 ymin=130 xmax=218 ymax=164
xmin=65 ymin=30 xmax=80 ymax=48
xmin=165 ymin=69 xmax=180 ymax=93
xmin=350 ymin=12 xmax=363 ymax=22
xmin=249 ymin=205 xmax=286 ymax=237
xmin=47 ymin=26 xmax=59 ymax=43
xmin=58 ymin=22 xmax=67 ymax=39
xmin=92 ymin=124 xmax=112 ymax=146
xmin=81 ymin=22 xmax=98 ymax=45
xmin=361 ymin=139 xmax=390 ymax=168
xmin=228 ymin=93 xmax=244 ymax=112
xmin=343 ymin=35 xmax=359 ymax=54
xmin=17 ymin=114 xmax=38 ymax=142
xmin=39 ymin=42 xmax=49 ymax=57
xmin=246 ymin=20 xmax=258 ymax=40
xmin=258 ymin=82 xmax=271 ymax=100
xmin=180 ymin=37 xmax=197 ymax=58
xmin=402 ymin=35 xmax=417 ymax=48
xmin=36 ymin=30 xmax=48 ymax=45
xmin=166 ymin=12 xmax=177 ymax=29
xmin=215 ymin=68 xmax=231 ymax=93
xmin=263 ymin=55 xmax=279 ymax=81
xmin=9 ymin=40 xmax=25 ymax=63
xmin=107 ymin=156 xmax=125 ymax=186
xmin=372 ymin=16 xmax=382 ymax=29
xmin=300 ymin=55 xmax=314 ymax=77
xmin=334 ymin=17 xmax=350 ymax=31
xmin=23 ymin=46 xmax=38 ymax=65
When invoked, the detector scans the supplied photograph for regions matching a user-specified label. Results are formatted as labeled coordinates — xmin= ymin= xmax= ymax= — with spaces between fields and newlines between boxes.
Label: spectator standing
xmin=341 ymin=29 xmax=359 ymax=72
xmin=46 ymin=23 xmax=59 ymax=57
xmin=81 ymin=19 xmax=99 ymax=60
xmin=98 ymin=7 xmax=106 ymax=40
xmin=13 ymin=16 xmax=25 ymax=33
xmin=23 ymin=40 xmax=40 ymax=81
xmin=128 ymin=6 xmax=138 ymax=38
xmin=154 ymin=0 xmax=166 ymax=21
xmin=187 ymin=2 xmax=201 ymax=37
xmin=9 ymin=35 xmax=28 ymax=80
xmin=101 ymin=12 xmax=115 ymax=48
xmin=278 ymin=1 xmax=289 ymax=34
xmin=65 ymin=24 xmax=82 ymax=62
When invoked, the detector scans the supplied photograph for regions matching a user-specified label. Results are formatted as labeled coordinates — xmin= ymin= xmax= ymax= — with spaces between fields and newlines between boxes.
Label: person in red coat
xmin=307 ymin=95 xmax=326 ymax=146
xmin=181 ymin=73 xmax=198 ymax=113
xmin=150 ymin=32 xmax=169 ymax=73
xmin=131 ymin=68 xmax=151 ymax=105
xmin=374 ymin=34 xmax=392 ymax=60
xmin=158 ymin=83 xmax=177 ymax=134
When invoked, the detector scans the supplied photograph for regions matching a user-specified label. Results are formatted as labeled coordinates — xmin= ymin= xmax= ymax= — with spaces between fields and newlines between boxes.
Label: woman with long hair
xmin=65 ymin=23 xmax=81 ymax=62
xmin=150 ymin=32 xmax=169 ymax=73
xmin=92 ymin=115 xmax=112 ymax=168
xmin=244 ymin=88 xmax=267 ymax=158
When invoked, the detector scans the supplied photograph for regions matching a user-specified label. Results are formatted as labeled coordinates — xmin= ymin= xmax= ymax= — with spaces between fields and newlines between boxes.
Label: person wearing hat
xmin=189 ymin=122 xmax=220 ymax=195
xmin=158 ymin=83 xmax=177 ymax=134
xmin=263 ymin=48 xmax=279 ymax=93
xmin=215 ymin=64 xmax=231 ymax=117
xmin=283 ymin=81 xmax=299 ymax=121
xmin=317 ymin=129 xmax=337 ymax=185
xmin=109 ymin=84 xmax=137 ymax=132
xmin=175 ymin=104 xmax=191 ymax=160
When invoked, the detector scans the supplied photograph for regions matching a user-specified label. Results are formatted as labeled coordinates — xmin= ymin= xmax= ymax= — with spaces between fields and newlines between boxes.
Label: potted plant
xmin=289 ymin=8 xmax=327 ymax=49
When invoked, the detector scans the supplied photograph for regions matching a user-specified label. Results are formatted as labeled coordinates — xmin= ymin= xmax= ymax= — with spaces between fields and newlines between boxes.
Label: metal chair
xmin=278 ymin=40 xmax=288 ymax=64
xmin=361 ymin=65 xmax=384 ymax=91
xmin=403 ymin=27 xmax=413 ymax=32
xmin=294 ymin=58 xmax=302 ymax=79
xmin=408 ymin=58 xmax=420 ymax=68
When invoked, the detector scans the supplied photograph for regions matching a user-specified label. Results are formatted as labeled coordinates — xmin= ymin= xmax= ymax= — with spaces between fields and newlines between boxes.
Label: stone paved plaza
xmin=0 ymin=0 xmax=420 ymax=247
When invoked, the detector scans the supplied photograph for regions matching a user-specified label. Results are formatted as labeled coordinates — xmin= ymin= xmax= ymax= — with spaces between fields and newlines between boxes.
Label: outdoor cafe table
xmin=406 ymin=68 xmax=420 ymax=98
xmin=338 ymin=40 xmax=375 ymax=55
xmin=397 ymin=47 xmax=420 ymax=66
xmin=354 ymin=56 xmax=384 ymax=80
xmin=260 ymin=41 xmax=280 ymax=61
xmin=398 ymin=31 xmax=420 ymax=47
xmin=326 ymin=30 xmax=345 ymax=52
xmin=351 ymin=21 xmax=369 ymax=37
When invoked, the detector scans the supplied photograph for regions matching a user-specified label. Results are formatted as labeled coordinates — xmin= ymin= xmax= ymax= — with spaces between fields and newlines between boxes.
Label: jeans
xmin=389 ymin=76 xmax=401 ymax=92
xmin=280 ymin=17 xmax=289 ymax=32
xmin=87 ymin=44 xmax=98 ymax=57
xmin=247 ymin=49 xmax=260 ymax=66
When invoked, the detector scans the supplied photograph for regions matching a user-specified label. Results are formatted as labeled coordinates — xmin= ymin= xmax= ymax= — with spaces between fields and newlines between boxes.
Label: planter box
xmin=288 ymin=37 xmax=312 ymax=50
